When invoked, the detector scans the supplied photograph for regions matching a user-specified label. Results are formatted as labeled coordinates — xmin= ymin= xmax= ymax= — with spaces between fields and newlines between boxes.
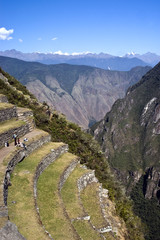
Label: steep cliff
xmin=92 ymin=62 xmax=160 ymax=193
xmin=91 ymin=62 xmax=160 ymax=240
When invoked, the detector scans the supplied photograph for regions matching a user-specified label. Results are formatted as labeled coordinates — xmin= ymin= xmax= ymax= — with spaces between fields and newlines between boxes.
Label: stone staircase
xmin=0 ymin=95 xmax=125 ymax=240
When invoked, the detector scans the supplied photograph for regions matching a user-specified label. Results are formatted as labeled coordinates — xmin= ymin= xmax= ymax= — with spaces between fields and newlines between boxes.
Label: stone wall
xmin=0 ymin=107 xmax=17 ymax=122
xmin=17 ymin=108 xmax=35 ymax=132
xmin=0 ymin=123 xmax=30 ymax=148
xmin=33 ymin=144 xmax=68 ymax=240
xmin=59 ymin=158 xmax=79 ymax=190
xmin=77 ymin=170 xmax=98 ymax=192
xmin=33 ymin=144 xmax=68 ymax=199
xmin=3 ymin=134 xmax=51 ymax=205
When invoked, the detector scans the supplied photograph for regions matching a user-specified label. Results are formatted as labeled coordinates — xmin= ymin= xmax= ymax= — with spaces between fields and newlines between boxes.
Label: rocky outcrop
xmin=144 ymin=167 xmax=160 ymax=200
xmin=0 ymin=221 xmax=26 ymax=240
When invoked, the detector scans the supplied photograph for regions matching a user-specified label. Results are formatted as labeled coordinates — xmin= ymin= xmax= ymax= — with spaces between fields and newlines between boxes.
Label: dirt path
xmin=0 ymin=129 xmax=46 ymax=164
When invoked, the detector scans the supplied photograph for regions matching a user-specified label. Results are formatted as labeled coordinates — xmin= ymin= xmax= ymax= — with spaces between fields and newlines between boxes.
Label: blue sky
xmin=0 ymin=0 xmax=160 ymax=55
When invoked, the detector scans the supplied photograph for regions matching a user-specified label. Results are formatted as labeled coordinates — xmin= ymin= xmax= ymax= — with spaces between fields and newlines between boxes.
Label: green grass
xmin=73 ymin=220 xmax=102 ymax=240
xmin=0 ymin=119 xmax=25 ymax=134
xmin=7 ymin=142 xmax=63 ymax=240
xmin=0 ymin=102 xmax=14 ymax=110
xmin=81 ymin=182 xmax=107 ymax=229
xmin=37 ymin=152 xmax=78 ymax=240
xmin=61 ymin=165 xmax=90 ymax=219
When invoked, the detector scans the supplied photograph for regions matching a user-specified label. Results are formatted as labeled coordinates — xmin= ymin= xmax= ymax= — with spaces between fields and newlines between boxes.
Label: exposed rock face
xmin=91 ymin=62 xmax=160 ymax=198
xmin=0 ymin=221 xmax=26 ymax=240
xmin=0 ymin=56 xmax=150 ymax=128
xmin=26 ymin=66 xmax=150 ymax=128
xmin=143 ymin=167 xmax=160 ymax=200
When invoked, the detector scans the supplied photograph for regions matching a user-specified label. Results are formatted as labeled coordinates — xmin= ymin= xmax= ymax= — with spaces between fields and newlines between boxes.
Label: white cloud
xmin=0 ymin=27 xmax=14 ymax=40
xmin=19 ymin=38 xmax=23 ymax=42
xmin=38 ymin=37 xmax=42 ymax=41
xmin=52 ymin=37 xmax=58 ymax=41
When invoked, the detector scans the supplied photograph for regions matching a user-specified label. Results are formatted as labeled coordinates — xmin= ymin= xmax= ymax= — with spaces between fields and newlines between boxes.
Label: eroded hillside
xmin=0 ymin=56 xmax=151 ymax=128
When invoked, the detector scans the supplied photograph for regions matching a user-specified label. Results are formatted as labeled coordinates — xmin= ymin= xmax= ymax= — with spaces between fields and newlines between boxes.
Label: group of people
xmin=5 ymin=133 xmax=28 ymax=150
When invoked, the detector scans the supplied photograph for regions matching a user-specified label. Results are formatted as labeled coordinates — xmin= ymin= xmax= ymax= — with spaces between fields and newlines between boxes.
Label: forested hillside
xmin=91 ymin=62 xmax=160 ymax=240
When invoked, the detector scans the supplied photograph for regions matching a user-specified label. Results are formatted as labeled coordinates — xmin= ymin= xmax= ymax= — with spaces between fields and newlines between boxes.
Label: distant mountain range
xmin=124 ymin=52 xmax=160 ymax=65
xmin=0 ymin=56 xmax=151 ymax=128
xmin=0 ymin=49 xmax=158 ymax=71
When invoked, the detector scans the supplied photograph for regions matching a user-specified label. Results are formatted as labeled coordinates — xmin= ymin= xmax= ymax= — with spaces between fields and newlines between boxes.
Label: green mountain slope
xmin=91 ymin=62 xmax=160 ymax=240
xmin=0 ymin=67 xmax=145 ymax=239
xmin=0 ymin=56 xmax=151 ymax=128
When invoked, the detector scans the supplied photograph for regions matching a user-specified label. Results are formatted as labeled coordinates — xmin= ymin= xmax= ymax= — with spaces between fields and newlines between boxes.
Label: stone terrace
xmin=0 ymin=95 xmax=124 ymax=240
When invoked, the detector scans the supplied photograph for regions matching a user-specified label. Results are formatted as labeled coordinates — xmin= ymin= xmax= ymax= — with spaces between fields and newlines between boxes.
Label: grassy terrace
xmin=7 ymin=141 xmax=63 ymax=240
xmin=73 ymin=220 xmax=102 ymax=240
xmin=0 ymin=102 xmax=14 ymax=110
xmin=37 ymin=152 xmax=79 ymax=240
xmin=61 ymin=165 xmax=90 ymax=219
xmin=81 ymin=182 xmax=107 ymax=229
xmin=0 ymin=118 xmax=25 ymax=134
xmin=61 ymin=166 xmax=103 ymax=239
xmin=0 ymin=129 xmax=49 ymax=229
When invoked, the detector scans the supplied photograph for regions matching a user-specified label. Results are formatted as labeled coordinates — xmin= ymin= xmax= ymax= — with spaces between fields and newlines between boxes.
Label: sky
xmin=0 ymin=0 xmax=160 ymax=56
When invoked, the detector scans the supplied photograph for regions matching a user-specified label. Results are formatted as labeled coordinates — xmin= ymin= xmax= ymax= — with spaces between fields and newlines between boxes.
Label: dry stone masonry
xmin=3 ymin=134 xmax=51 ymax=205
xmin=0 ymin=124 xmax=30 ymax=148
xmin=33 ymin=144 xmax=68 ymax=199
xmin=59 ymin=158 xmax=80 ymax=190
xmin=0 ymin=106 xmax=17 ymax=122
xmin=77 ymin=170 xmax=98 ymax=192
